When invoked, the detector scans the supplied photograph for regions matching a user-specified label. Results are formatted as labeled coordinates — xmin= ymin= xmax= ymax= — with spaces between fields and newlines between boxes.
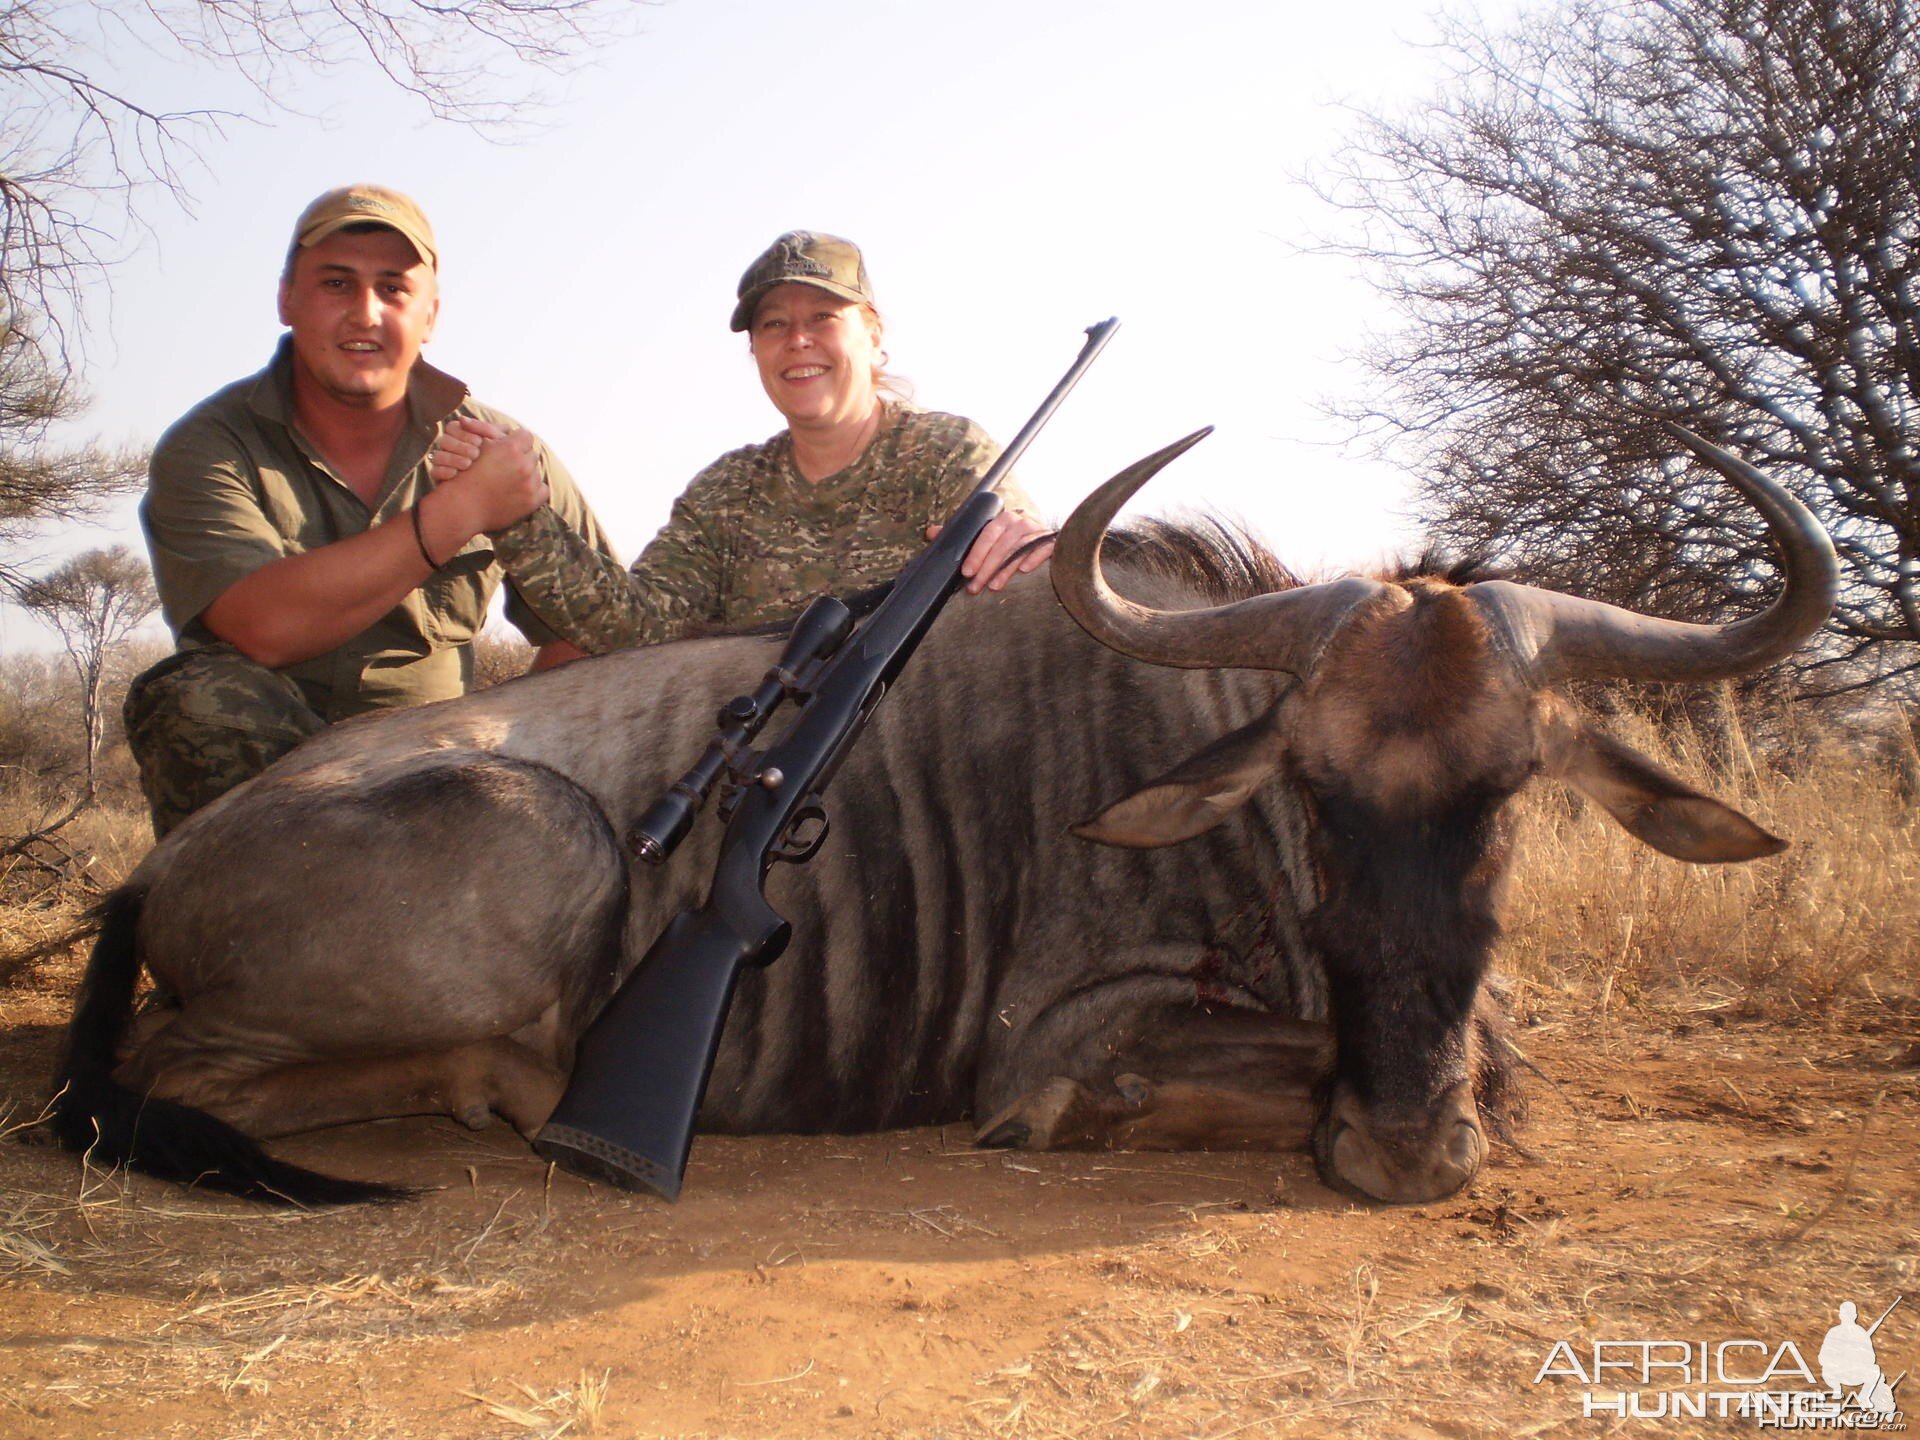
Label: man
xmin=128 ymin=183 xmax=612 ymax=838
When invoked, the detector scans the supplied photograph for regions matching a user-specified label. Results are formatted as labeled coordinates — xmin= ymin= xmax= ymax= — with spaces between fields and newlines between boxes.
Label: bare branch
xmin=1 ymin=0 xmax=644 ymax=352
xmin=0 ymin=318 xmax=147 ymax=600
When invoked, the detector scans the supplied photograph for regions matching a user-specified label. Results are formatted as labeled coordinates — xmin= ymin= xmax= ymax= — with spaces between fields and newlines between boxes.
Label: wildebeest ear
xmin=1073 ymin=708 xmax=1288 ymax=848
xmin=1541 ymin=707 xmax=1786 ymax=863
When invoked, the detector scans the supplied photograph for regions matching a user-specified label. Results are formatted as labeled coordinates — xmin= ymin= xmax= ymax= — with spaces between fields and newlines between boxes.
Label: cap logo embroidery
xmin=775 ymin=232 xmax=831 ymax=280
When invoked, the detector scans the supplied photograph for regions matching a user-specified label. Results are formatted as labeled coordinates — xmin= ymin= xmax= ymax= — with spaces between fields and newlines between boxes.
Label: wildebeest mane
xmin=1098 ymin=516 xmax=1302 ymax=604
xmin=720 ymin=515 xmax=1300 ymax=640
xmin=1384 ymin=545 xmax=1506 ymax=587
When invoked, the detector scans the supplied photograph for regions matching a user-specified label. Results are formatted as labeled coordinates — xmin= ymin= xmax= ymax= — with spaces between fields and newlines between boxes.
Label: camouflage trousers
xmin=123 ymin=645 xmax=328 ymax=840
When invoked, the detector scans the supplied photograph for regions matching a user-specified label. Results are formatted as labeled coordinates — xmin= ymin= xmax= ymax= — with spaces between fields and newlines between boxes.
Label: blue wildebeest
xmin=52 ymin=428 xmax=1835 ymax=1205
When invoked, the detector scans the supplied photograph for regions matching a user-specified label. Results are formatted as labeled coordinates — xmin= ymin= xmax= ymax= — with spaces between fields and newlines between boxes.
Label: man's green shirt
xmin=142 ymin=339 xmax=614 ymax=719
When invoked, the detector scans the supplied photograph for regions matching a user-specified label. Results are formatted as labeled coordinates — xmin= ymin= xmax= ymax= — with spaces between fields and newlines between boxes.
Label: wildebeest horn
xmin=1467 ymin=424 xmax=1840 ymax=684
xmin=1053 ymin=429 xmax=1390 ymax=675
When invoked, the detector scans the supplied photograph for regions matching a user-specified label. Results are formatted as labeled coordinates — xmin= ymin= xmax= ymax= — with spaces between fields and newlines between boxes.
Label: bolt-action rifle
xmin=534 ymin=318 xmax=1119 ymax=1199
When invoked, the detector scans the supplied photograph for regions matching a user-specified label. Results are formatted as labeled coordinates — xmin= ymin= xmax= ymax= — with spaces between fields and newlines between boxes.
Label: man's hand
xmin=929 ymin=511 xmax=1057 ymax=595
xmin=429 ymin=417 xmax=549 ymax=534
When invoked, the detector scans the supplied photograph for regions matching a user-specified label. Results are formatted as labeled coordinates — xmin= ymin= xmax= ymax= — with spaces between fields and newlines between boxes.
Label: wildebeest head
xmin=1053 ymin=425 xmax=1838 ymax=1204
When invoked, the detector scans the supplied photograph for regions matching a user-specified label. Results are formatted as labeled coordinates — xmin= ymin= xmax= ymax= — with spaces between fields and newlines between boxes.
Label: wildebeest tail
xmin=50 ymin=885 xmax=410 ymax=1206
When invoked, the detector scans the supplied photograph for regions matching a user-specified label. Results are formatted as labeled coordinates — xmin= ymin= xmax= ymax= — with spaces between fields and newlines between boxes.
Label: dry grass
xmin=462 ymin=1371 xmax=613 ymax=1437
xmin=0 ymin=798 xmax=145 ymax=988
xmin=1499 ymin=699 xmax=1919 ymax=1013
xmin=0 ymin=781 xmax=149 ymax=912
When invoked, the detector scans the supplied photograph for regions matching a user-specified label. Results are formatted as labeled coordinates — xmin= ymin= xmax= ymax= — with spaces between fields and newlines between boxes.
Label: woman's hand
xmin=928 ymin=510 xmax=1058 ymax=595
xmin=429 ymin=416 xmax=504 ymax=481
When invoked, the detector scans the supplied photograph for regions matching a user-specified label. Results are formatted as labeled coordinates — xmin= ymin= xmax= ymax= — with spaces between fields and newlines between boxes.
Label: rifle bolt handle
xmin=759 ymin=767 xmax=785 ymax=789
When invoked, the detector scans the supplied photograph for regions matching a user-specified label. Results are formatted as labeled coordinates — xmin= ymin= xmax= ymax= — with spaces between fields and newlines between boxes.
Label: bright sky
xmin=6 ymin=0 xmax=1494 ymax=654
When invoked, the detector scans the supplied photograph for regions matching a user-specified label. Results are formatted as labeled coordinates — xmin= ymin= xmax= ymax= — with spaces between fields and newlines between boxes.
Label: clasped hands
xmin=427 ymin=418 xmax=549 ymax=533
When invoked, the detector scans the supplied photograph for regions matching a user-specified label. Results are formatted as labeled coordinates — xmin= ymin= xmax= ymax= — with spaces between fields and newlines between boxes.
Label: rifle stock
xmin=534 ymin=864 xmax=785 ymax=1199
xmin=535 ymin=319 xmax=1119 ymax=1198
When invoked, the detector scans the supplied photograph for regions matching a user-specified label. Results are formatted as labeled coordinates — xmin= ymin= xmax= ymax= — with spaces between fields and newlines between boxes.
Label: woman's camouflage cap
xmin=730 ymin=231 xmax=874 ymax=332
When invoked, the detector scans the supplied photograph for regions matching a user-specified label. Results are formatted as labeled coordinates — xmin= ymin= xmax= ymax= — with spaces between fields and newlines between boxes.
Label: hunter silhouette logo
xmin=1821 ymin=1298 xmax=1904 ymax=1419
xmin=1532 ymin=1293 xmax=1908 ymax=1427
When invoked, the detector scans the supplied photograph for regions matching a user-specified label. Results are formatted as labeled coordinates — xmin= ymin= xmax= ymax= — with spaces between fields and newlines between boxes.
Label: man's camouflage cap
xmin=730 ymin=231 xmax=873 ymax=332
xmin=289 ymin=184 xmax=438 ymax=271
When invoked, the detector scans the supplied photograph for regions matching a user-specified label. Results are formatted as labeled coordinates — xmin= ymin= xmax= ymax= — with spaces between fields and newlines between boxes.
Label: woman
xmin=434 ymin=231 xmax=1051 ymax=654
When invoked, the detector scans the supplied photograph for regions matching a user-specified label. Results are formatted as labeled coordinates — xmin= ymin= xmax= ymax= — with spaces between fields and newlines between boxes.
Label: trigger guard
xmin=771 ymin=804 xmax=829 ymax=865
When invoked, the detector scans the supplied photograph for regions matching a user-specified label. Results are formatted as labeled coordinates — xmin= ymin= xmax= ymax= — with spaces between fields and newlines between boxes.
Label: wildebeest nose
xmin=1320 ymin=1087 xmax=1485 ymax=1204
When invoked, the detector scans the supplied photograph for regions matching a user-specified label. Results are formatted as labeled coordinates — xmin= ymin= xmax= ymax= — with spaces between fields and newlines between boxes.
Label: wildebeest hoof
xmin=1113 ymin=1073 xmax=1153 ymax=1107
xmin=974 ymin=1077 xmax=1103 ymax=1150
xmin=451 ymin=1039 xmax=565 ymax=1138
xmin=975 ymin=1116 xmax=1031 ymax=1149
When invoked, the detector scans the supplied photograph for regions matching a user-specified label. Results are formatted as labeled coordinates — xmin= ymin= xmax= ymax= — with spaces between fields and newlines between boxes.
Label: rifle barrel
xmin=964 ymin=318 xmax=1118 ymax=503
xmin=1866 ymin=1295 xmax=1902 ymax=1336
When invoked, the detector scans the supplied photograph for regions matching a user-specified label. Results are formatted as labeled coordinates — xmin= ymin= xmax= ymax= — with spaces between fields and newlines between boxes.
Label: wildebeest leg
xmin=976 ymin=1075 xmax=1321 ymax=1151
xmin=124 ymin=1037 xmax=566 ymax=1139
xmin=975 ymin=1006 xmax=1330 ymax=1152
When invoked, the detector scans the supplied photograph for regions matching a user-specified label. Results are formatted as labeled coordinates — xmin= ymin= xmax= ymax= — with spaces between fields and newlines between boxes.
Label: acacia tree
xmin=1327 ymin=0 xmax=1920 ymax=696
xmin=17 ymin=546 xmax=157 ymax=803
